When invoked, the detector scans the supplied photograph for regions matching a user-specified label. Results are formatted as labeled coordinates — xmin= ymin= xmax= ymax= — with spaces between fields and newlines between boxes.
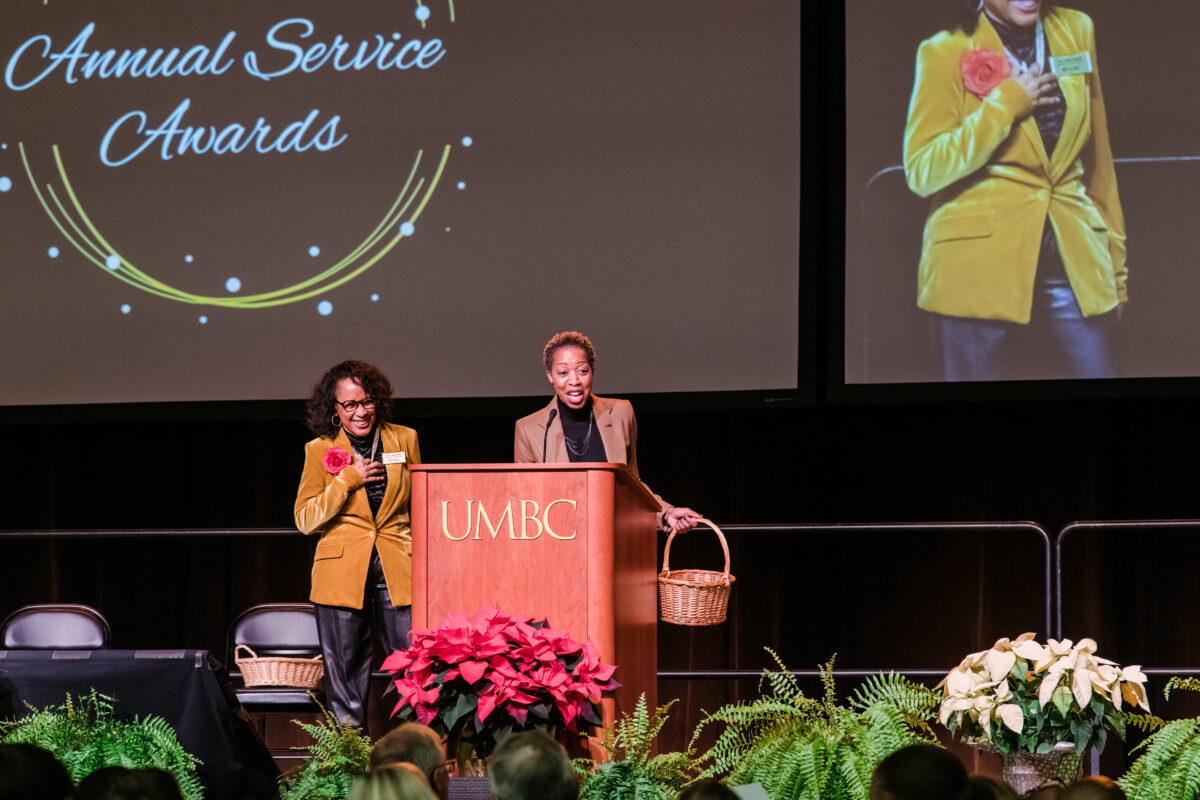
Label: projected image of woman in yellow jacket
xmin=904 ymin=1 xmax=1126 ymax=380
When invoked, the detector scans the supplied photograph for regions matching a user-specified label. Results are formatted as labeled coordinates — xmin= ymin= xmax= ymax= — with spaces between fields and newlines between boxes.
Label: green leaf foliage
xmin=1122 ymin=677 xmax=1200 ymax=800
xmin=575 ymin=694 xmax=693 ymax=800
xmin=689 ymin=652 xmax=941 ymax=800
xmin=0 ymin=689 xmax=204 ymax=800
xmin=279 ymin=700 xmax=373 ymax=800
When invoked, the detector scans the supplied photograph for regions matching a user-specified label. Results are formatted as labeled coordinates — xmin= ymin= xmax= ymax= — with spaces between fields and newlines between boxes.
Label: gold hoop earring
xmin=332 ymin=412 xmax=341 ymax=428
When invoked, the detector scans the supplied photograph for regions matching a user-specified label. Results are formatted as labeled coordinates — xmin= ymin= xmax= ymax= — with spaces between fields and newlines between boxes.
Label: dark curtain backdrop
xmin=5 ymin=392 xmax=1200 ymax=753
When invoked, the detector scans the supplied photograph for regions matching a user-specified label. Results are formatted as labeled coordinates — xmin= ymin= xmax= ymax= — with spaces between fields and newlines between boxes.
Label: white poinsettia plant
xmin=937 ymin=633 xmax=1150 ymax=755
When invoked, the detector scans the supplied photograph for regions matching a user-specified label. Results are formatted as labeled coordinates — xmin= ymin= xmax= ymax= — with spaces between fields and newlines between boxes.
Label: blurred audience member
xmin=1060 ymin=776 xmax=1127 ymax=800
xmin=489 ymin=730 xmax=579 ymax=800
xmin=870 ymin=744 xmax=967 ymax=800
xmin=0 ymin=743 xmax=72 ymax=800
xmin=371 ymin=722 xmax=450 ymax=800
xmin=75 ymin=766 xmax=183 ymax=800
xmin=1025 ymin=785 xmax=1063 ymax=800
xmin=350 ymin=767 xmax=438 ymax=800
xmin=968 ymin=774 xmax=1018 ymax=800
xmin=678 ymin=779 xmax=741 ymax=799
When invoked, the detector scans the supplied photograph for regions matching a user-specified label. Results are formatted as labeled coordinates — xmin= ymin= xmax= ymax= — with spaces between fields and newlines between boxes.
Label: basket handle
xmin=660 ymin=517 xmax=730 ymax=580
xmin=234 ymin=644 xmax=257 ymax=660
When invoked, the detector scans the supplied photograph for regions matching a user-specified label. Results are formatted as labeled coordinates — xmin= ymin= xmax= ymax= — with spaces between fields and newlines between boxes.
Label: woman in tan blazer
xmin=295 ymin=360 xmax=421 ymax=728
xmin=904 ymin=0 xmax=1126 ymax=380
xmin=513 ymin=331 xmax=700 ymax=534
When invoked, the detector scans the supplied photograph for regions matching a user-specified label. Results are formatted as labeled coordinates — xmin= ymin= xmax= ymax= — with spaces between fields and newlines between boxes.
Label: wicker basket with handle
xmin=235 ymin=644 xmax=324 ymax=689
xmin=658 ymin=518 xmax=735 ymax=626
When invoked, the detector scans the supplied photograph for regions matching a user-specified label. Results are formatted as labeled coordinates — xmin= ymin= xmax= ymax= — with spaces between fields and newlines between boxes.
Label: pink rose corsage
xmin=960 ymin=48 xmax=1011 ymax=98
xmin=323 ymin=446 xmax=352 ymax=475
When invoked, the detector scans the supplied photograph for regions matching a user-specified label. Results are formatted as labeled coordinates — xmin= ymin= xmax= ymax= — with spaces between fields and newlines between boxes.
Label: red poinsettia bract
xmin=382 ymin=604 xmax=620 ymax=757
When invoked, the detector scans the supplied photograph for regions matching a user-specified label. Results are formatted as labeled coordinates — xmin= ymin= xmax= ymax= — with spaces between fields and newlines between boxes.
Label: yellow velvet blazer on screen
xmin=294 ymin=422 xmax=420 ymax=609
xmin=903 ymin=8 xmax=1127 ymax=323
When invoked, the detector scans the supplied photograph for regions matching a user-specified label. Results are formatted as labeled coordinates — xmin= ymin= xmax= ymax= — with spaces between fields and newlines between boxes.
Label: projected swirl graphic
xmin=19 ymin=142 xmax=451 ymax=310
xmin=8 ymin=0 xmax=459 ymax=316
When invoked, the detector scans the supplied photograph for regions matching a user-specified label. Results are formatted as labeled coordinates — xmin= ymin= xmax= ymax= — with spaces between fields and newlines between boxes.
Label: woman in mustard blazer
xmin=904 ymin=0 xmax=1127 ymax=381
xmin=514 ymin=331 xmax=700 ymax=534
xmin=295 ymin=360 xmax=420 ymax=728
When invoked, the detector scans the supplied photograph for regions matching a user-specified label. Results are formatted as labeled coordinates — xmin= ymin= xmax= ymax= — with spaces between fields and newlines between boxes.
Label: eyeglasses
xmin=336 ymin=398 xmax=376 ymax=413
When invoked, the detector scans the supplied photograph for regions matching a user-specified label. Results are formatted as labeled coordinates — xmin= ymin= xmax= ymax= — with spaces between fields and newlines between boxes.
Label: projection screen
xmin=0 ymin=1 xmax=800 ymax=405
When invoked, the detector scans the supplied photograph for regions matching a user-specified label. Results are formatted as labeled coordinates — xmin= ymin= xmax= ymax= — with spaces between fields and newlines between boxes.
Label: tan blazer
xmin=903 ymin=8 xmax=1126 ymax=323
xmin=514 ymin=395 xmax=673 ymax=524
xmin=294 ymin=422 xmax=421 ymax=609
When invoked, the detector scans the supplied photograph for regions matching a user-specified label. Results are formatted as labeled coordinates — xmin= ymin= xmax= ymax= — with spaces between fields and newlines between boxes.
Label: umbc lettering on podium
xmin=438 ymin=499 xmax=578 ymax=542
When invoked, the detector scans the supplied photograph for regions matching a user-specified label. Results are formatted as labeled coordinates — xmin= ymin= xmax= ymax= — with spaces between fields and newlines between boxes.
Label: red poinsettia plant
xmin=382 ymin=604 xmax=619 ymax=758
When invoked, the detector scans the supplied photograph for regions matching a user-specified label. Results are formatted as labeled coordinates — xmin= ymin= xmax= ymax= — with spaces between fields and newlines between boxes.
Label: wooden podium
xmin=409 ymin=463 xmax=660 ymax=728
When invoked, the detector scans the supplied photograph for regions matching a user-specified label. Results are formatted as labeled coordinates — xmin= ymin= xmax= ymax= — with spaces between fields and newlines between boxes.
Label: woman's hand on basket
xmin=665 ymin=507 xmax=701 ymax=534
xmin=1011 ymin=65 xmax=1059 ymax=113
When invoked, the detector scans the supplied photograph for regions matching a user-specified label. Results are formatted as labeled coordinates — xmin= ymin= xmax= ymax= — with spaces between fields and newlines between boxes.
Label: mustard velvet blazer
xmin=514 ymin=395 xmax=672 ymax=522
xmin=903 ymin=8 xmax=1127 ymax=323
xmin=294 ymin=422 xmax=421 ymax=609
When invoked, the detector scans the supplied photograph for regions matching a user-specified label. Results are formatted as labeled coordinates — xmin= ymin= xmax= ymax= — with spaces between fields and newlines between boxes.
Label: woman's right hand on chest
xmin=353 ymin=455 xmax=385 ymax=483
xmin=1011 ymin=66 xmax=1060 ymax=114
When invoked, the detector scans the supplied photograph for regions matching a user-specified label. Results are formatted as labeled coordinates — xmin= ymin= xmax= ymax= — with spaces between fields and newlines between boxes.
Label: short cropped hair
xmin=74 ymin=766 xmax=184 ymax=800
xmin=489 ymin=730 xmax=579 ymax=800
xmin=542 ymin=331 xmax=596 ymax=373
xmin=0 ymin=744 xmax=72 ymax=800
xmin=1060 ymin=777 xmax=1128 ymax=800
xmin=349 ymin=768 xmax=437 ymax=800
xmin=678 ymin=779 xmax=741 ymax=800
xmin=871 ymin=744 xmax=967 ymax=800
xmin=370 ymin=723 xmax=448 ymax=800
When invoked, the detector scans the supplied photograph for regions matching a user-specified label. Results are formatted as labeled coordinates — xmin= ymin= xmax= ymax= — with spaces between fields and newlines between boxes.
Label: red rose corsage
xmin=323 ymin=446 xmax=352 ymax=475
xmin=961 ymin=48 xmax=1011 ymax=98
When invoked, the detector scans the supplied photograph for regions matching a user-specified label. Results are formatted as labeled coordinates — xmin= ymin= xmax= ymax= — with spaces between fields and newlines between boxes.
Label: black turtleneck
xmin=987 ymin=13 xmax=1065 ymax=157
xmin=989 ymin=13 xmax=1068 ymax=274
xmin=346 ymin=427 xmax=386 ymax=513
xmin=556 ymin=396 xmax=606 ymax=462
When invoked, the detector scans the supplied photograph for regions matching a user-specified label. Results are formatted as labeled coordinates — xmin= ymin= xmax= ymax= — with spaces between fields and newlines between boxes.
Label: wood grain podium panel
xmin=410 ymin=463 xmax=658 ymax=729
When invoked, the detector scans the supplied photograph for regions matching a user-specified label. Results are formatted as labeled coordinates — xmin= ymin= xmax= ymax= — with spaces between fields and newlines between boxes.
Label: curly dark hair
xmin=305 ymin=360 xmax=393 ymax=438
xmin=541 ymin=331 xmax=596 ymax=373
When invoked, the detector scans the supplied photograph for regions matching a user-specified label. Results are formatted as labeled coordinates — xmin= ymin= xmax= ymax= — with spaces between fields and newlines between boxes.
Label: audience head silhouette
xmin=488 ymin=730 xmax=579 ymax=800
xmin=1060 ymin=776 xmax=1127 ymax=800
xmin=74 ymin=766 xmax=184 ymax=800
xmin=0 ymin=744 xmax=72 ymax=800
xmin=869 ymin=744 xmax=968 ymax=800
xmin=370 ymin=722 xmax=450 ymax=800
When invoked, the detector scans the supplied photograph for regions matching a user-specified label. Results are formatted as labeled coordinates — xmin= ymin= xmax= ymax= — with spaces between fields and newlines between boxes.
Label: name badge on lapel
xmin=381 ymin=451 xmax=407 ymax=465
xmin=1050 ymin=53 xmax=1092 ymax=77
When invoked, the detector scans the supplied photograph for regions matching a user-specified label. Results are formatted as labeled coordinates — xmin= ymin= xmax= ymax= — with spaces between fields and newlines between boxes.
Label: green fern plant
xmin=279 ymin=700 xmax=373 ymax=800
xmin=0 ymin=689 xmax=204 ymax=800
xmin=689 ymin=652 xmax=941 ymax=800
xmin=575 ymin=694 xmax=693 ymax=800
xmin=1121 ymin=677 xmax=1200 ymax=800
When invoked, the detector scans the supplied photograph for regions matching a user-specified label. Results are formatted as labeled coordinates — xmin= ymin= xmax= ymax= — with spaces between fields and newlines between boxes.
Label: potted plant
xmin=938 ymin=633 xmax=1149 ymax=793
xmin=575 ymin=694 xmax=693 ymax=800
xmin=1120 ymin=676 xmax=1200 ymax=800
xmin=0 ymin=689 xmax=203 ymax=800
xmin=690 ymin=652 xmax=940 ymax=800
xmin=383 ymin=604 xmax=619 ymax=763
xmin=278 ymin=701 xmax=373 ymax=800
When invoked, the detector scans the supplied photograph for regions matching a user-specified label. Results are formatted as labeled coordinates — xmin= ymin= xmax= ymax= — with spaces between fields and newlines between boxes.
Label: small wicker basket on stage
xmin=235 ymin=644 xmax=324 ymax=689
xmin=658 ymin=517 xmax=735 ymax=626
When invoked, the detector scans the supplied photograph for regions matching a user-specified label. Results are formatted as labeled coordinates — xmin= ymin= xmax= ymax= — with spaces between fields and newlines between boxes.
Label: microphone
xmin=542 ymin=408 xmax=557 ymax=461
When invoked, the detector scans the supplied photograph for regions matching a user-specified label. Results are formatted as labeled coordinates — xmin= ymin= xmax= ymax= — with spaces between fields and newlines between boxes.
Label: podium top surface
xmin=409 ymin=463 xmax=659 ymax=512
xmin=410 ymin=462 xmax=623 ymax=471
